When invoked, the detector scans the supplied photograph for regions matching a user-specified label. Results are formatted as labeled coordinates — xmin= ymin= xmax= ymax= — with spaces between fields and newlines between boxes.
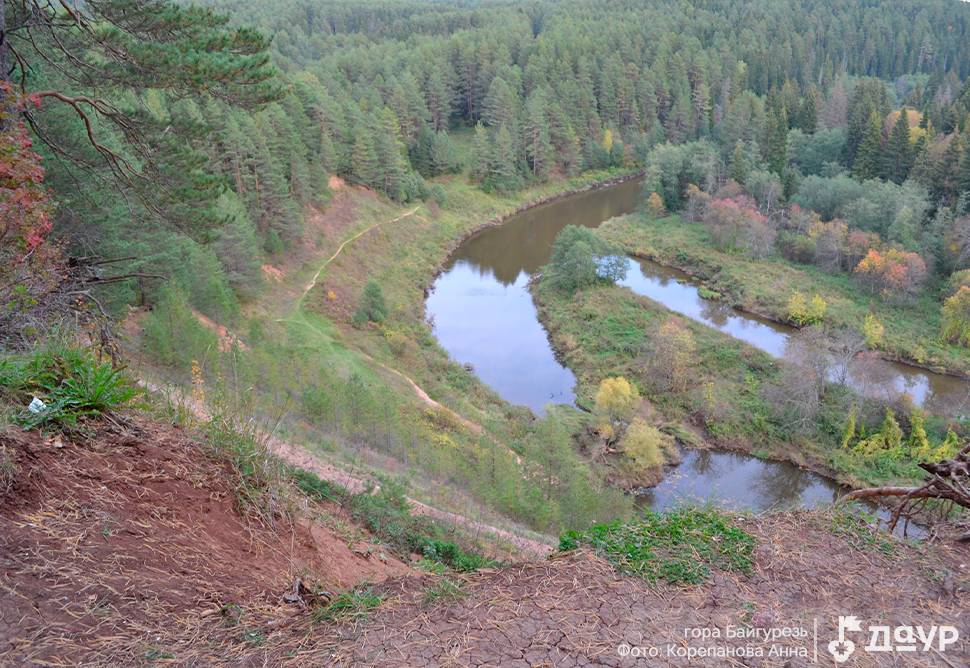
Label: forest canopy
xmin=4 ymin=0 xmax=970 ymax=336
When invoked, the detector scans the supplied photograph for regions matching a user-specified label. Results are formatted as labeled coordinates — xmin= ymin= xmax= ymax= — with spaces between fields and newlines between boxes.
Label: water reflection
xmin=636 ymin=449 xmax=840 ymax=511
xmin=620 ymin=256 xmax=969 ymax=414
xmin=427 ymin=178 xmax=644 ymax=412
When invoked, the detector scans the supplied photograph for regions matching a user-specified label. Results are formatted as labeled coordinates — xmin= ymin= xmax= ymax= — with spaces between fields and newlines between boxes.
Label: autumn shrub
xmin=945 ymin=269 xmax=970 ymax=298
xmin=618 ymin=418 xmax=677 ymax=480
xmin=0 ymin=120 xmax=65 ymax=348
xmin=643 ymin=192 xmax=667 ymax=219
xmin=786 ymin=292 xmax=826 ymax=325
xmin=703 ymin=196 xmax=774 ymax=258
xmin=941 ymin=286 xmax=970 ymax=347
xmin=854 ymin=248 xmax=927 ymax=302
xmin=682 ymin=184 xmax=708 ymax=222
xmin=862 ymin=314 xmax=885 ymax=348
xmin=593 ymin=376 xmax=640 ymax=443
xmin=643 ymin=318 xmax=696 ymax=393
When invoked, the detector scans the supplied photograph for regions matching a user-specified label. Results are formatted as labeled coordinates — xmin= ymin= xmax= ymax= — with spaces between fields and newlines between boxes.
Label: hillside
xmin=6 ymin=0 xmax=970 ymax=664
xmin=2 ymin=417 xmax=968 ymax=665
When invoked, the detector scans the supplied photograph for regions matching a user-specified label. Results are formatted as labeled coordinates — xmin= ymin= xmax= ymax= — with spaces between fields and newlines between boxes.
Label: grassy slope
xmin=597 ymin=212 xmax=970 ymax=376
xmin=224 ymin=162 xmax=642 ymax=535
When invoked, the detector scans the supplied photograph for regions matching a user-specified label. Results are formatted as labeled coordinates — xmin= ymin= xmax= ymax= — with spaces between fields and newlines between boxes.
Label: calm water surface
xmin=427 ymin=178 xmax=643 ymax=412
xmin=427 ymin=177 xmax=961 ymax=518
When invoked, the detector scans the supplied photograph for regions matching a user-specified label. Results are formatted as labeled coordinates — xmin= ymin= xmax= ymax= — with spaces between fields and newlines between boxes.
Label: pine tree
xmin=425 ymin=66 xmax=452 ymax=132
xmin=882 ymin=108 xmax=914 ymax=184
xmin=797 ymin=88 xmax=819 ymax=133
xmin=958 ymin=141 xmax=970 ymax=200
xmin=766 ymin=108 xmax=788 ymax=176
xmin=524 ymin=89 xmax=554 ymax=178
xmin=852 ymin=112 xmax=884 ymax=181
xmin=431 ymin=131 xmax=461 ymax=175
xmin=409 ymin=126 xmax=435 ymax=178
xmin=730 ymin=143 xmax=747 ymax=184
xmin=470 ymin=121 xmax=491 ymax=182
xmin=483 ymin=76 xmax=518 ymax=130
xmin=490 ymin=124 xmax=520 ymax=192
xmin=1 ymin=0 xmax=282 ymax=236
xmin=351 ymin=131 xmax=379 ymax=189
xmin=931 ymin=135 xmax=964 ymax=207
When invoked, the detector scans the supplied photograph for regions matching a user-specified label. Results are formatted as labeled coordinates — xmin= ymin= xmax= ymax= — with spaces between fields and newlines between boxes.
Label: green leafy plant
xmin=559 ymin=505 xmax=755 ymax=585
xmin=293 ymin=469 xmax=493 ymax=572
xmin=423 ymin=578 xmax=465 ymax=606
xmin=313 ymin=586 xmax=385 ymax=624
xmin=2 ymin=346 xmax=140 ymax=430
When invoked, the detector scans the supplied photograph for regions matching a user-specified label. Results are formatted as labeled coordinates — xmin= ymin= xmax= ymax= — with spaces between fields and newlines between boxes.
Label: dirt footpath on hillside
xmin=3 ymin=418 xmax=969 ymax=667
xmin=330 ymin=513 xmax=970 ymax=668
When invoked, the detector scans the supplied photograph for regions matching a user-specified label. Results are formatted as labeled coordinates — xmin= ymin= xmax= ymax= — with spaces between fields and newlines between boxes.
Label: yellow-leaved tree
xmin=593 ymin=377 xmax=640 ymax=444
xmin=941 ymin=286 xmax=970 ymax=347
xmin=620 ymin=418 xmax=673 ymax=474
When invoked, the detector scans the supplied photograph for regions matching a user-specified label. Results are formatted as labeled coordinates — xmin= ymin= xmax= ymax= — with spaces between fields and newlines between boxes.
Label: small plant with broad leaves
xmin=1 ymin=345 xmax=140 ymax=430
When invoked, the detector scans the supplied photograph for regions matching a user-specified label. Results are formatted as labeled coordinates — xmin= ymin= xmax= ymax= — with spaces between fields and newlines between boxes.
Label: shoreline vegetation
xmin=599 ymin=213 xmax=970 ymax=381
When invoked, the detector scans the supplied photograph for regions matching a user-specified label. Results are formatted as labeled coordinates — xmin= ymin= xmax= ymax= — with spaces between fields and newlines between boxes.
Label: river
xmin=426 ymin=176 xmax=955 ymax=519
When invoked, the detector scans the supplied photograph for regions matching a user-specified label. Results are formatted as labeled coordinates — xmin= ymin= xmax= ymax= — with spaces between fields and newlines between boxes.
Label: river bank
xmin=597 ymin=212 xmax=970 ymax=380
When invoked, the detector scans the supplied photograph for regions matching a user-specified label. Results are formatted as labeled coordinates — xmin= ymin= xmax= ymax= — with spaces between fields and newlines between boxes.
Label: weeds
xmin=313 ymin=586 xmax=385 ymax=624
xmin=1 ymin=345 xmax=139 ymax=430
xmin=0 ymin=444 xmax=18 ymax=494
xmin=559 ymin=504 xmax=755 ymax=585
xmin=826 ymin=505 xmax=900 ymax=558
xmin=293 ymin=468 xmax=494 ymax=571
xmin=423 ymin=578 xmax=465 ymax=606
xmin=200 ymin=405 xmax=293 ymax=529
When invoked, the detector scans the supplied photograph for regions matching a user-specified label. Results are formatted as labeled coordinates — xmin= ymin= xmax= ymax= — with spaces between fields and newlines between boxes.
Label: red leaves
xmin=854 ymin=248 xmax=927 ymax=302
xmin=0 ymin=122 xmax=54 ymax=268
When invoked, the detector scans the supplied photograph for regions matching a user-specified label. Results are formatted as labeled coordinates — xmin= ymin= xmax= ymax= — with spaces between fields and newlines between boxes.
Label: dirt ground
xmin=1 ymin=418 xmax=969 ymax=666
xmin=0 ymin=421 xmax=409 ymax=666
xmin=331 ymin=515 xmax=970 ymax=668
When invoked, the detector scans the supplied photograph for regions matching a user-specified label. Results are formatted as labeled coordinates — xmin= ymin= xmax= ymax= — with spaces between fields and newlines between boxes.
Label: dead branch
xmin=841 ymin=445 xmax=970 ymax=531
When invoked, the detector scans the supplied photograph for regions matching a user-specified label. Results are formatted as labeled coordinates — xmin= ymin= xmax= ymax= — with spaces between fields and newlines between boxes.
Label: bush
xmin=354 ymin=280 xmax=388 ymax=324
xmin=862 ymin=315 xmax=885 ymax=349
xmin=786 ymin=292 xmax=826 ymax=325
xmin=941 ymin=286 xmax=970 ymax=347
xmin=619 ymin=418 xmax=675 ymax=477
xmin=643 ymin=192 xmax=666 ymax=219
xmin=593 ymin=377 xmax=640 ymax=443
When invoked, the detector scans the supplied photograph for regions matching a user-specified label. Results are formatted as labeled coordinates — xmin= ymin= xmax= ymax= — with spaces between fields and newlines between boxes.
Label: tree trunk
xmin=0 ymin=0 xmax=11 ymax=119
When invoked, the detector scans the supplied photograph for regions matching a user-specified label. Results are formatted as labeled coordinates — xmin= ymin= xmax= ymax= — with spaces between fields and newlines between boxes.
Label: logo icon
xmin=828 ymin=616 xmax=863 ymax=663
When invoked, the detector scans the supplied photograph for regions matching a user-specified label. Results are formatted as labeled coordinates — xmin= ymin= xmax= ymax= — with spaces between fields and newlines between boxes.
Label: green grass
xmin=313 ymin=586 xmax=386 ymax=624
xmin=423 ymin=578 xmax=465 ymax=605
xmin=824 ymin=505 xmax=901 ymax=558
xmin=598 ymin=212 xmax=970 ymax=376
xmin=292 ymin=468 xmax=494 ymax=572
xmin=559 ymin=505 xmax=755 ymax=585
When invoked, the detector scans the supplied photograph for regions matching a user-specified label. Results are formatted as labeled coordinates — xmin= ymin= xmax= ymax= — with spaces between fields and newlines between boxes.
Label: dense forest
xmin=1 ymin=0 xmax=967 ymax=337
